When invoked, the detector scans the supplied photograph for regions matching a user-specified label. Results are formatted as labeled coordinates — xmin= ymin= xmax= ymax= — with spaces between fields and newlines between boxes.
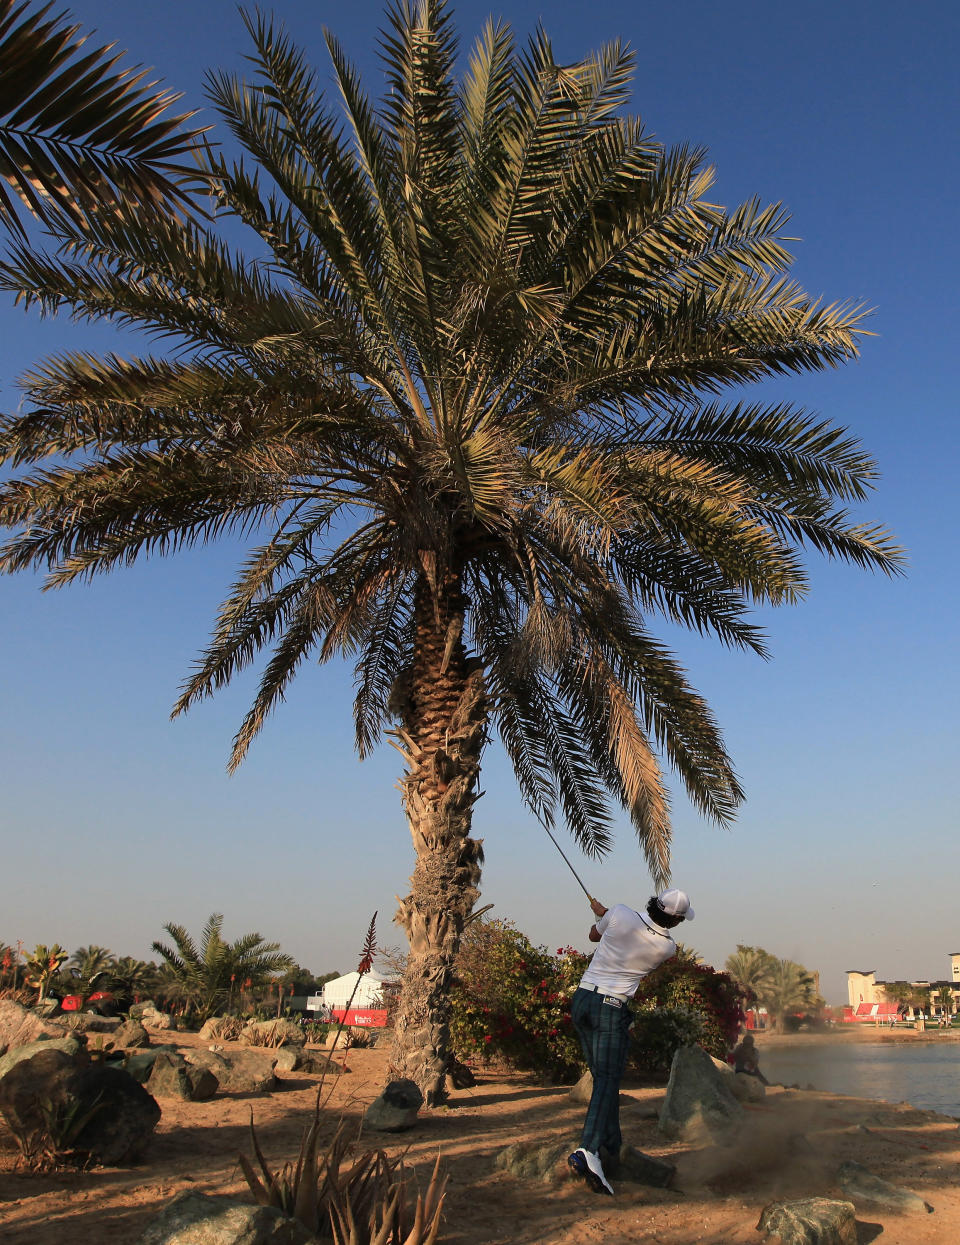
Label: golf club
xmin=539 ymin=818 xmax=596 ymax=907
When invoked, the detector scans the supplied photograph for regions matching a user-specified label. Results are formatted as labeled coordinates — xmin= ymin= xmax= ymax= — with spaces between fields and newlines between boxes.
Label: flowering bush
xmin=449 ymin=920 xmax=588 ymax=1083
xmin=629 ymin=1006 xmax=706 ymax=1073
xmin=631 ymin=957 xmax=745 ymax=1069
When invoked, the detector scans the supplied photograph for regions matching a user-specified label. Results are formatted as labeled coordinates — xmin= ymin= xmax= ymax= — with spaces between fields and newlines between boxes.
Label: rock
xmin=184 ymin=1048 xmax=277 ymax=1094
xmin=730 ymin=1071 xmax=767 ymax=1102
xmin=447 ymin=1058 xmax=475 ymax=1089
xmin=141 ymin=1008 xmax=177 ymax=1031
xmin=0 ymin=1035 xmax=83 ymax=1081
xmin=198 ymin=1017 xmax=244 ymax=1042
xmin=0 ymin=1047 xmax=160 ymax=1165
xmin=837 ymin=1160 xmax=933 ymax=1214
xmin=0 ymin=999 xmax=71 ymax=1053
xmin=495 ymin=1137 xmax=572 ymax=1183
xmin=363 ymin=1078 xmax=423 ymax=1132
xmin=113 ymin=1019 xmax=150 ymax=1049
xmin=757 ymin=1197 xmax=857 ymax=1244
xmin=297 ymin=1053 xmax=346 ymax=1076
xmin=147 ymin=1052 xmax=219 ymax=1101
xmin=272 ymin=1048 xmax=302 ymax=1074
xmin=58 ymin=1013 xmax=123 ymax=1034
xmin=618 ymin=1145 xmax=676 ymax=1188
xmin=659 ymin=1045 xmax=744 ymax=1143
xmin=137 ymin=1191 xmax=318 ymax=1244
xmin=35 ymin=999 xmax=62 ymax=1018
xmin=125 ymin=1047 xmax=179 ymax=1083
xmin=568 ymin=1069 xmax=593 ymax=1104
xmin=241 ymin=1019 xmax=306 ymax=1048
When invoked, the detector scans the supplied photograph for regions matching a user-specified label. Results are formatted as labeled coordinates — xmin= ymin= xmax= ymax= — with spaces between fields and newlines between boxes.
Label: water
xmin=760 ymin=1040 xmax=960 ymax=1118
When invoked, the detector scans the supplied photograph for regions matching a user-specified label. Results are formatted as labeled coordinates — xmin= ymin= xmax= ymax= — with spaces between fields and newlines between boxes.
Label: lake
xmin=760 ymin=1039 xmax=960 ymax=1118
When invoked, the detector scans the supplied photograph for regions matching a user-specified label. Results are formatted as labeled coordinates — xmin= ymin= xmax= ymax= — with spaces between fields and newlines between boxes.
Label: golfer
xmin=568 ymin=888 xmax=694 ymax=1196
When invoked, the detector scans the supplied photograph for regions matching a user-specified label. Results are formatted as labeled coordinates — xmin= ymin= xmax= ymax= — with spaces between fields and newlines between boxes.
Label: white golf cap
xmin=658 ymin=888 xmax=694 ymax=920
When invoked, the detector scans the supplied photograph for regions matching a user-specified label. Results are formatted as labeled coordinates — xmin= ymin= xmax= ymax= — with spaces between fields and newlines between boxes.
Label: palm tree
xmin=0 ymin=0 xmax=204 ymax=238
xmin=758 ymin=958 xmax=816 ymax=1032
xmin=724 ymin=945 xmax=776 ymax=1010
xmin=151 ymin=913 xmax=294 ymax=1021
xmin=109 ymin=955 xmax=158 ymax=1008
xmin=0 ymin=3 xmax=902 ymax=1101
xmin=66 ymin=943 xmax=115 ymax=1002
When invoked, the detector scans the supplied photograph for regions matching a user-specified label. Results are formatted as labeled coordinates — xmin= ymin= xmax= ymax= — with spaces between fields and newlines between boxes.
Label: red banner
xmin=331 ymin=1007 xmax=388 ymax=1028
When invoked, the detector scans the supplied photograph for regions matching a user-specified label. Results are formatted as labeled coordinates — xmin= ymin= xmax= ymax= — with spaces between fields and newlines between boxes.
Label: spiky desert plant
xmin=23 ymin=943 xmax=67 ymax=1002
xmin=241 ymin=1116 xmax=446 ymax=1245
xmin=0 ymin=1 xmax=903 ymax=1102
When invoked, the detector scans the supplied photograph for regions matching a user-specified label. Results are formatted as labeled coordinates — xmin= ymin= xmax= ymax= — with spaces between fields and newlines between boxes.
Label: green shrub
xmin=633 ymin=958 xmax=745 ymax=1062
xmin=450 ymin=920 xmax=587 ymax=1083
xmin=629 ymin=1005 xmax=706 ymax=1073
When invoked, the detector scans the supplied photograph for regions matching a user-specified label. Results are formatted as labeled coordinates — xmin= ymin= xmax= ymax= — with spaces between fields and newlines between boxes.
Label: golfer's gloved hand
xmin=590 ymin=897 xmax=607 ymax=918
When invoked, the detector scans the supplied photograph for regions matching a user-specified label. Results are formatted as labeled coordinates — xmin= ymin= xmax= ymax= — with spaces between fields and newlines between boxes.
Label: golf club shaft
xmin=540 ymin=821 xmax=594 ymax=905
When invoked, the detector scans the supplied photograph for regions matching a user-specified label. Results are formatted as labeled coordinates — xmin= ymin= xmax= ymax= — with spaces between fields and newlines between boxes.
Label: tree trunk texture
xmin=391 ymin=570 xmax=487 ymax=1105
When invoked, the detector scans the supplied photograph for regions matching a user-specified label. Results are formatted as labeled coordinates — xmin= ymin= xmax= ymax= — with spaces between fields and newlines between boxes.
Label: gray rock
xmin=0 ymin=999 xmax=71 ymax=1053
xmin=141 ymin=1008 xmax=177 ymax=1031
xmin=198 ymin=1017 xmax=244 ymax=1042
xmin=447 ymin=1058 xmax=475 ymax=1089
xmin=659 ymin=1044 xmax=744 ymax=1143
xmin=837 ymin=1160 xmax=933 ymax=1214
xmin=296 ymin=1052 xmax=346 ymax=1076
xmin=184 ymin=1048 xmax=277 ymax=1094
xmin=114 ymin=1019 xmax=150 ymax=1049
xmin=272 ymin=1048 xmax=302 ymax=1074
xmin=618 ymin=1145 xmax=676 ymax=1188
xmin=241 ymin=1019 xmax=305 ymax=1048
xmin=147 ymin=1052 xmax=219 ymax=1101
xmin=757 ymin=1197 xmax=858 ymax=1244
xmin=0 ymin=1047 xmax=160 ymax=1165
xmin=568 ymin=1069 xmax=593 ymax=1104
xmin=0 ymin=1035 xmax=83 ymax=1081
xmin=730 ymin=1071 xmax=767 ymax=1102
xmin=137 ymin=1191 xmax=318 ymax=1244
xmin=125 ymin=1047 xmax=178 ymax=1083
xmin=363 ymin=1078 xmax=423 ymax=1132
xmin=495 ymin=1137 xmax=571 ymax=1183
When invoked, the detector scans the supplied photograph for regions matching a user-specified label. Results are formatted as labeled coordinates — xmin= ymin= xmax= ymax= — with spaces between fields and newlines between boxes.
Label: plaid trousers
xmin=571 ymin=986 xmax=633 ymax=1156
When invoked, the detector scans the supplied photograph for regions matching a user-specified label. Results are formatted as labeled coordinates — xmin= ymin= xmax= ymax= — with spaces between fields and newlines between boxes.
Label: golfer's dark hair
xmin=646 ymin=896 xmax=685 ymax=929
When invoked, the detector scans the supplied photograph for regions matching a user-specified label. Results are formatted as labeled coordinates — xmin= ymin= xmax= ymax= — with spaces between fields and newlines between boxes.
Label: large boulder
xmin=137 ymin=1191 xmax=317 ymax=1244
xmin=296 ymin=1052 xmax=347 ymax=1077
xmin=837 ymin=1160 xmax=933 ymax=1214
xmin=0 ymin=1046 xmax=160 ymax=1165
xmin=184 ymin=1048 xmax=277 ymax=1094
xmin=241 ymin=1019 xmax=306 ymax=1048
xmin=0 ymin=999 xmax=70 ymax=1053
xmin=731 ymin=1071 xmax=767 ymax=1103
xmin=659 ymin=1044 xmax=744 ymax=1143
xmin=757 ymin=1197 xmax=857 ymax=1244
xmin=147 ymin=1052 xmax=219 ymax=1102
xmin=0 ymin=1035 xmax=83 ymax=1081
xmin=58 ymin=1012 xmax=122 ymax=1034
xmin=125 ymin=1047 xmax=179 ymax=1083
xmin=496 ymin=1137 xmax=572 ymax=1183
xmin=363 ymin=1078 xmax=423 ymax=1132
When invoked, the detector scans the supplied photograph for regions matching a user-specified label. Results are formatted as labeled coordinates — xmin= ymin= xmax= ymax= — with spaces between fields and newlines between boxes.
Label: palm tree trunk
xmin=392 ymin=570 xmax=487 ymax=1105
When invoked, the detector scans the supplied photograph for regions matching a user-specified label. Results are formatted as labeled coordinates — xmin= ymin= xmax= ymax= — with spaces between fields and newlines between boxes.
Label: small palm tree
xmin=0 ymin=0 xmax=204 ymax=238
xmin=757 ymin=958 xmax=816 ymax=1032
xmin=66 ymin=944 xmax=115 ymax=1002
xmin=109 ymin=955 xmax=158 ymax=1007
xmin=0 ymin=1 xmax=902 ymax=1100
xmin=151 ymin=913 xmax=294 ymax=1021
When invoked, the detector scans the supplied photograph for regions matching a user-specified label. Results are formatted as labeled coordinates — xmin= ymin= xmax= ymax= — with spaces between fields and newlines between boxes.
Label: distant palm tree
xmin=66 ymin=944 xmax=115 ymax=1002
xmin=0 ymin=1 xmax=902 ymax=1101
xmin=0 ymin=0 xmax=204 ymax=238
xmin=935 ymin=985 xmax=954 ymax=1019
xmin=151 ymin=913 xmax=293 ymax=1021
xmin=109 ymin=955 xmax=158 ymax=1007
xmin=724 ymin=945 xmax=776 ymax=1004
xmin=758 ymin=959 xmax=816 ymax=1032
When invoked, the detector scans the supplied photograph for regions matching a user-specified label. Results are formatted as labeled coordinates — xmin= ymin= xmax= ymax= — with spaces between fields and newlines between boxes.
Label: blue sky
xmin=1 ymin=0 xmax=957 ymax=1004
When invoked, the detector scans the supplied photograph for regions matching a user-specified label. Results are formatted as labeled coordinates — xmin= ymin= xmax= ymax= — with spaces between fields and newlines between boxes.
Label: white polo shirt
xmin=579 ymin=904 xmax=677 ymax=997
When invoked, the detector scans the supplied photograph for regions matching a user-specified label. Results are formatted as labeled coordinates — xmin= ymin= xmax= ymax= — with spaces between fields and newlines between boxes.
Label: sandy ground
xmin=1 ymin=1030 xmax=959 ymax=1245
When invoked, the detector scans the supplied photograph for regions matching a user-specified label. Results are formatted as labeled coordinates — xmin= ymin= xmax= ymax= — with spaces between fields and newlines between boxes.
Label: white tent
xmin=320 ymin=970 xmax=390 ymax=1010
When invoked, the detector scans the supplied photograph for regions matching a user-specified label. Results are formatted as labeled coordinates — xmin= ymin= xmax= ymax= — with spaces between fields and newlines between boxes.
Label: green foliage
xmin=23 ymin=943 xmax=68 ymax=1001
xmin=151 ymin=913 xmax=294 ymax=1022
xmin=633 ymin=957 xmax=745 ymax=1062
xmin=629 ymin=1007 xmax=706 ymax=1074
xmin=449 ymin=920 xmax=587 ymax=1083
xmin=725 ymin=944 xmax=821 ymax=1029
